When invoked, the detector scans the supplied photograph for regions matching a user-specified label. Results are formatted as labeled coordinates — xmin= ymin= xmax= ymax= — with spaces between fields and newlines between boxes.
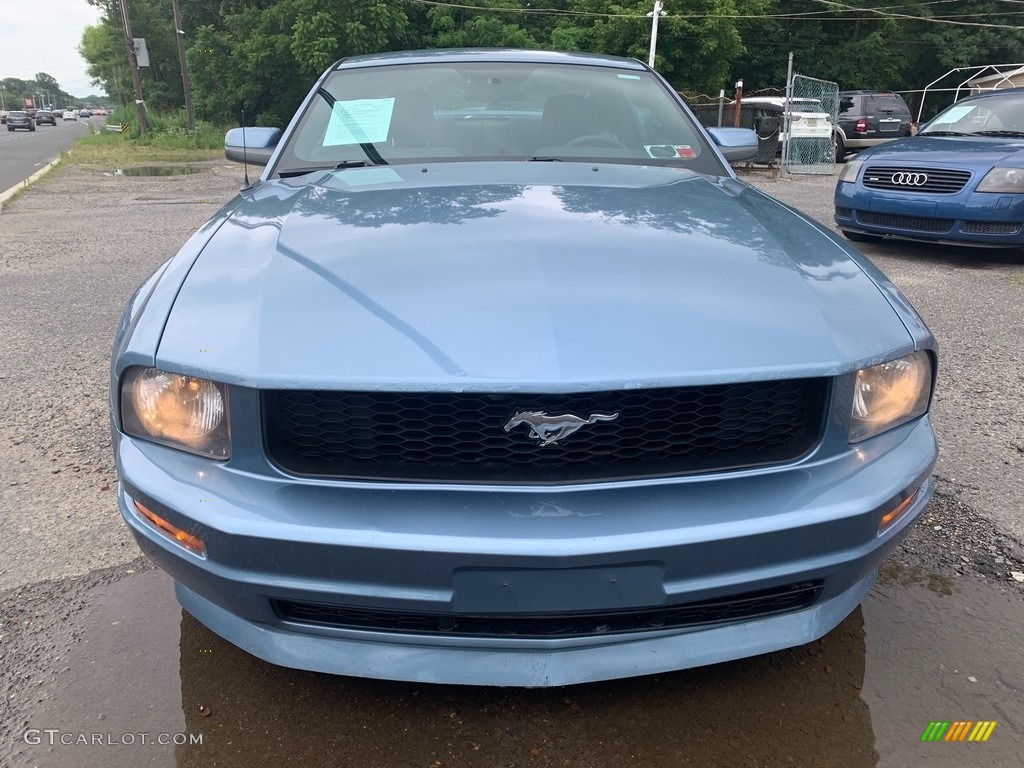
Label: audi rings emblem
xmin=891 ymin=172 xmax=928 ymax=186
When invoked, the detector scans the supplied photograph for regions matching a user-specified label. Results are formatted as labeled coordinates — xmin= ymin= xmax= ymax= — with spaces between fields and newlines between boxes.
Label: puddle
xmin=109 ymin=166 xmax=202 ymax=177
xmin=5 ymin=566 xmax=1023 ymax=767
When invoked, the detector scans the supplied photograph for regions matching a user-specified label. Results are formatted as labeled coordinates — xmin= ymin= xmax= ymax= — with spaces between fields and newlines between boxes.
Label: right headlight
xmin=837 ymin=159 xmax=863 ymax=183
xmin=120 ymin=367 xmax=230 ymax=458
xmin=850 ymin=351 xmax=933 ymax=442
xmin=976 ymin=166 xmax=1024 ymax=193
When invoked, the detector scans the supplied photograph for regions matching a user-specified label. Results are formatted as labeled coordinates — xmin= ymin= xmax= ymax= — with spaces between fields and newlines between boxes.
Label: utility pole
xmin=646 ymin=0 xmax=666 ymax=69
xmin=117 ymin=0 xmax=148 ymax=134
xmin=733 ymin=79 xmax=743 ymax=127
xmin=781 ymin=51 xmax=795 ymax=173
xmin=171 ymin=0 xmax=195 ymax=132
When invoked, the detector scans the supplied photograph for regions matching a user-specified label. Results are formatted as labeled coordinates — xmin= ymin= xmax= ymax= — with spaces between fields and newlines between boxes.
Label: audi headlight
xmin=120 ymin=367 xmax=229 ymax=458
xmin=837 ymin=159 xmax=863 ymax=183
xmin=976 ymin=167 xmax=1024 ymax=193
xmin=850 ymin=351 xmax=932 ymax=442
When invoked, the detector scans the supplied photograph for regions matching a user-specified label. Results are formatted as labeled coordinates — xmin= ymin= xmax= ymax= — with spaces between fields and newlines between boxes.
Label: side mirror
xmin=224 ymin=127 xmax=282 ymax=166
xmin=707 ymin=127 xmax=759 ymax=163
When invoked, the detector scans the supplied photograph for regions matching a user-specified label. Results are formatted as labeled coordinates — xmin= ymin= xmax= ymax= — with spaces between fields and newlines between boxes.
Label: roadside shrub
xmin=110 ymin=105 xmax=225 ymax=149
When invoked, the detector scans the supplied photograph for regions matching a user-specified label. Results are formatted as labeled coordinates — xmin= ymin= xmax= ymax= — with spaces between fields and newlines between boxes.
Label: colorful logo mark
xmin=921 ymin=721 xmax=997 ymax=742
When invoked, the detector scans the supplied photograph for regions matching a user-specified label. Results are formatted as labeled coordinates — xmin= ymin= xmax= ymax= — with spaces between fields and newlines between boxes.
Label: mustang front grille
xmin=262 ymin=379 xmax=828 ymax=483
xmin=273 ymin=581 xmax=825 ymax=638
xmin=856 ymin=211 xmax=954 ymax=233
xmin=861 ymin=165 xmax=971 ymax=194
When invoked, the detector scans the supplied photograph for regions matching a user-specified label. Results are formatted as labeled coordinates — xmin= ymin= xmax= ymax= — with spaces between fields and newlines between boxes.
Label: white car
xmin=62 ymin=111 xmax=78 ymax=121
xmin=737 ymin=96 xmax=834 ymax=145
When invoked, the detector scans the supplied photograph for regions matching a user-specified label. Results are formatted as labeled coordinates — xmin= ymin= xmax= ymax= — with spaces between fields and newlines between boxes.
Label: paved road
xmin=0 ymin=116 xmax=93 ymax=191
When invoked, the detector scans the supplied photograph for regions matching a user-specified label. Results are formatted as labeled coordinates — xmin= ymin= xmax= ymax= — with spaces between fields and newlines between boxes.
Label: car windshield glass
xmin=273 ymin=61 xmax=724 ymax=176
xmin=921 ymin=94 xmax=1024 ymax=136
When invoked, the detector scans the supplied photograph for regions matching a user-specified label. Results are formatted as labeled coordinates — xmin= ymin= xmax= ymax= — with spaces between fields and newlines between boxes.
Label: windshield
xmin=273 ymin=61 xmax=725 ymax=176
xmin=921 ymin=93 xmax=1024 ymax=136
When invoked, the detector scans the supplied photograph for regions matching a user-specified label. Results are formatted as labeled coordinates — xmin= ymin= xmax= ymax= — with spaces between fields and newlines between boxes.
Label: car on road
xmin=835 ymin=87 xmax=1024 ymax=247
xmin=111 ymin=48 xmax=938 ymax=688
xmin=79 ymin=109 xmax=92 ymax=119
xmin=834 ymin=90 xmax=913 ymax=160
xmin=62 ymin=111 xmax=77 ymax=121
xmin=6 ymin=111 xmax=36 ymax=132
xmin=35 ymin=110 xmax=57 ymax=126
xmin=0 ymin=111 xmax=7 ymax=124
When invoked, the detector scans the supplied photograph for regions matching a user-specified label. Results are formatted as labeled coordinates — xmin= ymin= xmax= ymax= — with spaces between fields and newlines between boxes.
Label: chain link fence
xmin=684 ymin=90 xmax=783 ymax=164
xmin=782 ymin=74 xmax=839 ymax=175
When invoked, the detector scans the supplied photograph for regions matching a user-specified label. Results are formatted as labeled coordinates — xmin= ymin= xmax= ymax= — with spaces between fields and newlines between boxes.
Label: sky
xmin=0 ymin=0 xmax=105 ymax=98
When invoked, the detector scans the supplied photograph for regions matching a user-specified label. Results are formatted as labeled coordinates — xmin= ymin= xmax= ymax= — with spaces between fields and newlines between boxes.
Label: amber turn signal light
xmin=133 ymin=499 xmax=206 ymax=556
xmin=878 ymin=486 xmax=921 ymax=533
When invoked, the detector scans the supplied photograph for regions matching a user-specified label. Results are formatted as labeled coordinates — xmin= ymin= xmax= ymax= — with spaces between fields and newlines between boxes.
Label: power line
xmin=806 ymin=0 xmax=1024 ymax=27
xmin=407 ymin=0 xmax=1024 ymax=27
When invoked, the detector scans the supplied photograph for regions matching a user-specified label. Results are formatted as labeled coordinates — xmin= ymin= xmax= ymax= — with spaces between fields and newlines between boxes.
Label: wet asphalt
xmin=0 ymin=159 xmax=1022 ymax=767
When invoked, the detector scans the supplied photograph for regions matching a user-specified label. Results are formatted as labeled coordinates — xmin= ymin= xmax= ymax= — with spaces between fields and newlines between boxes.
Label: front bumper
xmin=835 ymin=180 xmax=1024 ymax=246
xmin=116 ymin=417 xmax=936 ymax=686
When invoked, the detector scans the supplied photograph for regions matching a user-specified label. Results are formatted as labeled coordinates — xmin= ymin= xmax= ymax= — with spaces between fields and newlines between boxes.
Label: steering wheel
xmin=563 ymin=134 xmax=628 ymax=149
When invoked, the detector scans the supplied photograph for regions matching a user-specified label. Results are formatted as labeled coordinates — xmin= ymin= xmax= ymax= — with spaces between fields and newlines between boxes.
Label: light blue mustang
xmin=110 ymin=49 xmax=938 ymax=687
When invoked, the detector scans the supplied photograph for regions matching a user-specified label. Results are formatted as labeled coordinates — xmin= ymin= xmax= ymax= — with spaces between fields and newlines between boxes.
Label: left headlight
xmin=850 ymin=351 xmax=933 ymax=443
xmin=120 ymin=367 xmax=230 ymax=458
xmin=837 ymin=159 xmax=863 ymax=183
xmin=976 ymin=167 xmax=1024 ymax=193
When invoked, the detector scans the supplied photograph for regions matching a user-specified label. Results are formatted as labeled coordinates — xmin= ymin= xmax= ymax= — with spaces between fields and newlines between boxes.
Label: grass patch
xmin=1010 ymin=272 xmax=1024 ymax=286
xmin=65 ymin=106 xmax=227 ymax=167
xmin=67 ymin=133 xmax=221 ymax=166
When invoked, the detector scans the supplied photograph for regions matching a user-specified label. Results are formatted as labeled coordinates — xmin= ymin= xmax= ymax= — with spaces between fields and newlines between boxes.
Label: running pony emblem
xmin=503 ymin=410 xmax=620 ymax=447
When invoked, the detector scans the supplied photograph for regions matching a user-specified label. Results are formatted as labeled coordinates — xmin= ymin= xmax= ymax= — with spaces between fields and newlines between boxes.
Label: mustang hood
xmin=156 ymin=163 xmax=912 ymax=389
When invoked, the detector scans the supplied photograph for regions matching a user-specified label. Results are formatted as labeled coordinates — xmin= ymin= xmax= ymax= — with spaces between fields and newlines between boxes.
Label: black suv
xmin=834 ymin=91 xmax=912 ymax=160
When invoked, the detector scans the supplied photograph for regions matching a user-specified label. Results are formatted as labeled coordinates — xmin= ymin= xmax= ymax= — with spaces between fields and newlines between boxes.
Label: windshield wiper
xmin=314 ymin=88 xmax=388 ymax=166
xmin=528 ymin=156 xmax=564 ymax=162
xmin=972 ymin=130 xmax=1024 ymax=138
xmin=921 ymin=130 xmax=971 ymax=137
xmin=277 ymin=161 xmax=373 ymax=178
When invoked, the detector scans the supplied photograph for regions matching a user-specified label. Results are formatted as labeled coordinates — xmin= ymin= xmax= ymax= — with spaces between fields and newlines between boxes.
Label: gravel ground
xmin=742 ymin=168 xmax=1024 ymax=551
xmin=0 ymin=160 xmax=243 ymax=591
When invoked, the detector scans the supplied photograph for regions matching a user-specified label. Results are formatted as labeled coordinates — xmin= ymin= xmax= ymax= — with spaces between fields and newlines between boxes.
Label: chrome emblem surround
xmin=503 ymin=410 xmax=620 ymax=447
xmin=891 ymin=171 xmax=928 ymax=186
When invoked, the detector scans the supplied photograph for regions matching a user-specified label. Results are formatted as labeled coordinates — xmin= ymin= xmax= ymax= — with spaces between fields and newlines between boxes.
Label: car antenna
xmin=240 ymin=109 xmax=254 ymax=192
